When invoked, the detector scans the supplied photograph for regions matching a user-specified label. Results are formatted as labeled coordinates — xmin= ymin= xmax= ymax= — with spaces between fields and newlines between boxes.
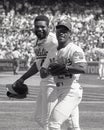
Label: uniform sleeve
xmin=72 ymin=48 xmax=86 ymax=63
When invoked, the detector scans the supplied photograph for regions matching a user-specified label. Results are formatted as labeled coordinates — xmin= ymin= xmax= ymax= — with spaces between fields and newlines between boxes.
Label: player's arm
xmin=66 ymin=62 xmax=87 ymax=74
xmin=13 ymin=62 xmax=38 ymax=85
xmin=49 ymin=50 xmax=87 ymax=75
xmin=20 ymin=62 xmax=38 ymax=81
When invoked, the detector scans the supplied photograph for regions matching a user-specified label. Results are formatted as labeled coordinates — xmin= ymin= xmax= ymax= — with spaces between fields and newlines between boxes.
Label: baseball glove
xmin=48 ymin=63 xmax=68 ymax=76
xmin=6 ymin=83 xmax=28 ymax=99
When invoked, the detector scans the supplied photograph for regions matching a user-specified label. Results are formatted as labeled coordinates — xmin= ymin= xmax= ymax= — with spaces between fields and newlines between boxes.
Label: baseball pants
xmin=49 ymin=87 xmax=83 ymax=130
xmin=62 ymin=106 xmax=81 ymax=130
xmin=35 ymin=79 xmax=58 ymax=130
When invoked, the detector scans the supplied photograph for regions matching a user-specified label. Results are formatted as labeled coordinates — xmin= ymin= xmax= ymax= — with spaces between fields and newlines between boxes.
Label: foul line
xmin=0 ymin=101 xmax=36 ymax=103
xmin=80 ymin=111 xmax=104 ymax=114
xmin=0 ymin=111 xmax=103 ymax=114
xmin=82 ymin=101 xmax=104 ymax=103
xmin=0 ymin=100 xmax=103 ymax=104
xmin=0 ymin=111 xmax=34 ymax=114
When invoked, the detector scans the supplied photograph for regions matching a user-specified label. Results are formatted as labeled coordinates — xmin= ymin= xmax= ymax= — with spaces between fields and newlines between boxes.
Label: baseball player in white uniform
xmin=34 ymin=32 xmax=58 ymax=130
xmin=91 ymin=43 xmax=104 ymax=79
xmin=12 ymin=47 xmax=21 ymax=75
xmin=40 ymin=19 xmax=87 ymax=130
xmin=12 ymin=15 xmax=58 ymax=130
xmin=12 ymin=16 xmax=84 ymax=130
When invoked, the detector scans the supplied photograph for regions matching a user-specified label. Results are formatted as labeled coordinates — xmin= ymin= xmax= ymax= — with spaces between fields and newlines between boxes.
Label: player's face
xmin=56 ymin=26 xmax=70 ymax=48
xmin=34 ymin=21 xmax=49 ymax=40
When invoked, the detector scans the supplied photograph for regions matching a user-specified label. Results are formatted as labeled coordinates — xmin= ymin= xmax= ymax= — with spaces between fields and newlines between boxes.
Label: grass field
xmin=0 ymin=71 xmax=104 ymax=130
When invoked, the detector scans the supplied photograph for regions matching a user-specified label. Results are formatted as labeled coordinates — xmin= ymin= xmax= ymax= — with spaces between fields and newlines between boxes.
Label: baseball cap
xmin=56 ymin=19 xmax=71 ymax=31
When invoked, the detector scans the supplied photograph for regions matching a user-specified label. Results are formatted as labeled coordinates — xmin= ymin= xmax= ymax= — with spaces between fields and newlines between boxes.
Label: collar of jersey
xmin=57 ymin=42 xmax=73 ymax=50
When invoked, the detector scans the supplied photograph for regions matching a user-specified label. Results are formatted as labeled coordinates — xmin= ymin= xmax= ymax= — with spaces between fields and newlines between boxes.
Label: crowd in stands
xmin=0 ymin=1 xmax=104 ymax=65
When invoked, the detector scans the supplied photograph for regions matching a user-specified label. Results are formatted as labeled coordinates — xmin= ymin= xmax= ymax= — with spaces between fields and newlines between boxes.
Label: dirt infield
xmin=0 ymin=71 xmax=104 ymax=130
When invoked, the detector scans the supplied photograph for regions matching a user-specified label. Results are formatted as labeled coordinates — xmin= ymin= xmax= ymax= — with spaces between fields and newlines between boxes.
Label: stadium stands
xmin=0 ymin=0 xmax=104 ymax=63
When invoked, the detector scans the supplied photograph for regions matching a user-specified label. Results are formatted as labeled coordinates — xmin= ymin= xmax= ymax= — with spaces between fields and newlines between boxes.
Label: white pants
xmin=49 ymin=87 xmax=83 ymax=130
xmin=35 ymin=80 xmax=58 ymax=129
xmin=35 ymin=90 xmax=44 ymax=128
xmin=35 ymin=81 xmax=82 ymax=130
xmin=62 ymin=106 xmax=80 ymax=130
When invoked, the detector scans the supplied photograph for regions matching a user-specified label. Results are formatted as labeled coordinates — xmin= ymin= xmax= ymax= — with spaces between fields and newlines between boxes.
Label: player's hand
xmin=13 ymin=78 xmax=24 ymax=88
xmin=40 ymin=67 xmax=49 ymax=78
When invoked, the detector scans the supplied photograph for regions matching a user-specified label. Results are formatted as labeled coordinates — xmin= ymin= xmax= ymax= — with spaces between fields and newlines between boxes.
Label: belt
xmin=57 ymin=74 xmax=73 ymax=79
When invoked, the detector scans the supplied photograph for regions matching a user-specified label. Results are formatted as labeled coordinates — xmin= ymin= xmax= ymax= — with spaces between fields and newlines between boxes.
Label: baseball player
xmin=12 ymin=15 xmax=58 ymax=130
xmin=40 ymin=19 xmax=87 ymax=130
xmin=12 ymin=47 xmax=21 ymax=75
xmin=91 ymin=43 xmax=104 ymax=79
xmin=12 ymin=15 xmax=82 ymax=130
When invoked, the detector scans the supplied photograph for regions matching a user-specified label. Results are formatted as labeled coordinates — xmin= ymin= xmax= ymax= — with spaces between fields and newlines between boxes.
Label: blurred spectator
xmin=12 ymin=46 xmax=21 ymax=75
xmin=0 ymin=1 xmax=104 ymax=63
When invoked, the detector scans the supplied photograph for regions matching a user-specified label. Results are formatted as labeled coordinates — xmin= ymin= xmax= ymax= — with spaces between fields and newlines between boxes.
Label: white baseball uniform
xmin=42 ymin=42 xmax=86 ymax=130
xmin=34 ymin=32 xmax=58 ymax=129
xmin=92 ymin=47 xmax=104 ymax=79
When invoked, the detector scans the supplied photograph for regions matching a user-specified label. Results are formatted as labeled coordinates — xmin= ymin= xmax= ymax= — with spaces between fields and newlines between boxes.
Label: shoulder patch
xmin=73 ymin=51 xmax=84 ymax=59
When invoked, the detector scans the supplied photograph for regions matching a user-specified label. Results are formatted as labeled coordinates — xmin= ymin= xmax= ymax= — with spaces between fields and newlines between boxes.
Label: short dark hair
xmin=34 ymin=15 xmax=49 ymax=26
